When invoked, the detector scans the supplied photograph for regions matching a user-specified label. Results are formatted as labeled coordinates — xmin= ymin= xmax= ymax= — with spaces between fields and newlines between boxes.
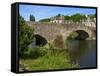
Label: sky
xmin=19 ymin=4 xmax=96 ymax=21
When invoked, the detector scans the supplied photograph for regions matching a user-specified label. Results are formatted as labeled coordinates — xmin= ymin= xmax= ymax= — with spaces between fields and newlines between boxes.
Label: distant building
xmin=50 ymin=14 xmax=96 ymax=27
xmin=50 ymin=14 xmax=65 ymax=24
xmin=83 ymin=15 xmax=96 ymax=27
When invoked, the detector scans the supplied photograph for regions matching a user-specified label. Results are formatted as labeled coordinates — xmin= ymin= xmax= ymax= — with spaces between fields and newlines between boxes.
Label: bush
xmin=20 ymin=49 xmax=79 ymax=71
xmin=20 ymin=42 xmax=79 ymax=71
xmin=67 ymin=32 xmax=78 ymax=40
xmin=23 ymin=46 xmax=48 ymax=59
xmin=19 ymin=16 xmax=34 ymax=58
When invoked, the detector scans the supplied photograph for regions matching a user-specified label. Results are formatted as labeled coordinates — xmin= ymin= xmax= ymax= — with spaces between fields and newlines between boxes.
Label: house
xmin=50 ymin=14 xmax=65 ymax=24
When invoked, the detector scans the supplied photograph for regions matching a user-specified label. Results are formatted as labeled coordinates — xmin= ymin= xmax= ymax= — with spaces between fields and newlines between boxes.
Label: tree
xmin=70 ymin=13 xmax=86 ymax=22
xmin=19 ymin=15 xmax=34 ymax=58
xmin=39 ymin=18 xmax=50 ymax=22
xmin=30 ymin=15 xmax=35 ymax=21
xmin=56 ymin=14 xmax=61 ymax=17
xmin=64 ymin=16 xmax=70 ymax=20
xmin=89 ymin=14 xmax=96 ymax=19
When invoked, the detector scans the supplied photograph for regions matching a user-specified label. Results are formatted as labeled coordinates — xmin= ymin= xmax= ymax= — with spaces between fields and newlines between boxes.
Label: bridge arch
xmin=69 ymin=30 xmax=89 ymax=40
xmin=27 ymin=22 xmax=94 ymax=41
xmin=34 ymin=34 xmax=47 ymax=46
xmin=64 ymin=29 xmax=90 ymax=40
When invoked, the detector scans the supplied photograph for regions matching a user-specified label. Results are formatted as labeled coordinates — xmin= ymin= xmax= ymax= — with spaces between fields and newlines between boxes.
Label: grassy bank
xmin=20 ymin=44 xmax=79 ymax=71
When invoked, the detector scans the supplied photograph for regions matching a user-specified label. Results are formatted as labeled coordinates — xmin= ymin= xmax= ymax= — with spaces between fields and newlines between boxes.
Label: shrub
xmin=20 ymin=49 xmax=79 ymax=71
xmin=23 ymin=46 xmax=48 ymax=59
xmin=67 ymin=32 xmax=78 ymax=40
xmin=19 ymin=15 xmax=34 ymax=58
xmin=20 ymin=41 xmax=79 ymax=71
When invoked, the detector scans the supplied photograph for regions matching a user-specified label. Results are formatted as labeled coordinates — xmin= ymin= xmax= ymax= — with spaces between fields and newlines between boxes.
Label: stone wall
xmin=26 ymin=22 xmax=96 ymax=42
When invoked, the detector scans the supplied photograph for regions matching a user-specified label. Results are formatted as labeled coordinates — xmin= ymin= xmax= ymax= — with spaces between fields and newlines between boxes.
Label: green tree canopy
xmin=70 ymin=13 xmax=86 ymax=22
xmin=19 ymin=15 xmax=34 ymax=58
xmin=30 ymin=15 xmax=35 ymax=21
xmin=64 ymin=16 xmax=70 ymax=20
xmin=89 ymin=14 xmax=96 ymax=19
xmin=56 ymin=14 xmax=61 ymax=17
xmin=39 ymin=18 xmax=50 ymax=22
xmin=38 ymin=13 xmax=95 ymax=23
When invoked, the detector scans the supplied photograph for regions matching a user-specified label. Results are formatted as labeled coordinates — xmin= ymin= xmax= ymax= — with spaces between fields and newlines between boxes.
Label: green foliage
xmin=64 ymin=16 xmax=70 ymax=20
xmin=38 ymin=13 xmax=95 ymax=23
xmin=19 ymin=16 xmax=34 ymax=58
xmin=39 ymin=18 xmax=50 ymax=22
xmin=24 ymin=46 xmax=48 ymax=59
xmin=56 ymin=14 xmax=61 ymax=17
xmin=67 ymin=32 xmax=78 ymax=40
xmin=20 ymin=46 xmax=79 ymax=71
xmin=89 ymin=14 xmax=96 ymax=19
xmin=30 ymin=15 xmax=35 ymax=21
xmin=65 ymin=32 xmax=78 ymax=47
xmin=70 ymin=13 xmax=86 ymax=22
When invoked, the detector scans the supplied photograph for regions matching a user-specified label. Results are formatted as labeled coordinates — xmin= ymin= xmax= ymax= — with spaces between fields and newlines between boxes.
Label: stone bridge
xmin=26 ymin=22 xmax=96 ymax=44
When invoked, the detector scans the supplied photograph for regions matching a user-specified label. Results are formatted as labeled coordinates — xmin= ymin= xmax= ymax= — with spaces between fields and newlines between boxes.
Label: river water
xmin=68 ymin=40 xmax=97 ymax=68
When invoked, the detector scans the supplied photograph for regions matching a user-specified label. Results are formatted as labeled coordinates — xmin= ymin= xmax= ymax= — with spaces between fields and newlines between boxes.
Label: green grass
xmin=20 ymin=45 xmax=79 ymax=71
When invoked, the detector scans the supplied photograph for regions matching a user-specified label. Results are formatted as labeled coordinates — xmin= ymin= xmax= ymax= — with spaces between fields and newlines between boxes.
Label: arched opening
xmin=35 ymin=34 xmax=47 ymax=46
xmin=75 ymin=30 xmax=89 ymax=40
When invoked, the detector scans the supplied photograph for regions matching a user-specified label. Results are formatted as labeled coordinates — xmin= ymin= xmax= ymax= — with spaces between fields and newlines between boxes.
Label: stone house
xmin=50 ymin=15 xmax=65 ymax=24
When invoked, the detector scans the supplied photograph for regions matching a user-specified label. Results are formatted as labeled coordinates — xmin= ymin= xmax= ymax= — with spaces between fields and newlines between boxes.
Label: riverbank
xmin=19 ymin=45 xmax=79 ymax=71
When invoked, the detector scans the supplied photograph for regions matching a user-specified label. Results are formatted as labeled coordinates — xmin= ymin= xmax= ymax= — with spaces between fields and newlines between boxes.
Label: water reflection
xmin=68 ymin=40 xmax=96 ymax=68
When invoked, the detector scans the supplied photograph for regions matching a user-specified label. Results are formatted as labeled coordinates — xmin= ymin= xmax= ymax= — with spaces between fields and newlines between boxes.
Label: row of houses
xmin=50 ymin=14 xmax=96 ymax=27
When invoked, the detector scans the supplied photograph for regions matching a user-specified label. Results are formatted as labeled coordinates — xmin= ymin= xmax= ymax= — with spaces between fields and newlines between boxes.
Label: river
xmin=68 ymin=40 xmax=97 ymax=68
